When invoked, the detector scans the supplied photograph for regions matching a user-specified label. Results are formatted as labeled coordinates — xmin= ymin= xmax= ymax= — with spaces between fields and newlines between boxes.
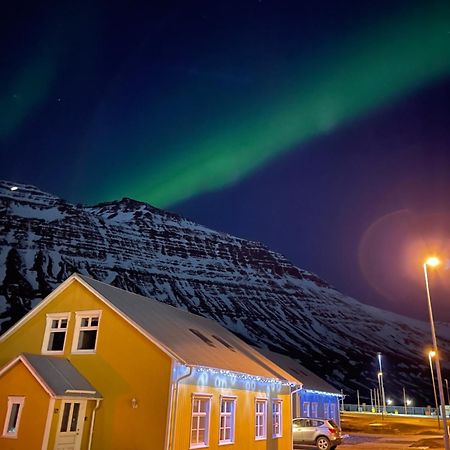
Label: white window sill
xmin=2 ymin=434 xmax=18 ymax=439
xmin=71 ymin=350 xmax=96 ymax=355
xmin=189 ymin=444 xmax=209 ymax=449
xmin=255 ymin=436 xmax=267 ymax=441
xmin=219 ymin=441 xmax=234 ymax=446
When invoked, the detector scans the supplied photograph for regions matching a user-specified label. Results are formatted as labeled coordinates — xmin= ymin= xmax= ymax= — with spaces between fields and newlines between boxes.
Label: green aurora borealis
xmin=1 ymin=3 xmax=450 ymax=208
xmin=92 ymin=4 xmax=450 ymax=207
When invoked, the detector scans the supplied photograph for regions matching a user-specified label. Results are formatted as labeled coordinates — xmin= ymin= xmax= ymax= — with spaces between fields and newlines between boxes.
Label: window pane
xmin=60 ymin=403 xmax=71 ymax=432
xmin=51 ymin=319 xmax=59 ymax=328
xmin=48 ymin=331 xmax=65 ymax=351
xmin=91 ymin=317 xmax=99 ymax=326
xmin=70 ymin=403 xmax=80 ymax=432
xmin=78 ymin=330 xmax=97 ymax=350
xmin=60 ymin=319 xmax=68 ymax=328
xmin=7 ymin=404 xmax=20 ymax=433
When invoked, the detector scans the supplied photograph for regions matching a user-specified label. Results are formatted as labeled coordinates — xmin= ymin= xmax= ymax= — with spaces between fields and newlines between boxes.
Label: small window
xmin=2 ymin=397 xmax=25 ymax=438
xmin=219 ymin=397 xmax=236 ymax=444
xmin=72 ymin=311 xmax=101 ymax=353
xmin=191 ymin=395 xmax=211 ymax=448
xmin=324 ymin=403 xmax=330 ymax=419
xmin=302 ymin=401 xmax=310 ymax=417
xmin=311 ymin=402 xmax=318 ymax=418
xmin=42 ymin=313 xmax=70 ymax=354
xmin=212 ymin=335 xmax=236 ymax=352
xmin=330 ymin=403 xmax=336 ymax=419
xmin=255 ymin=398 xmax=267 ymax=440
xmin=272 ymin=399 xmax=282 ymax=438
xmin=189 ymin=329 xmax=216 ymax=348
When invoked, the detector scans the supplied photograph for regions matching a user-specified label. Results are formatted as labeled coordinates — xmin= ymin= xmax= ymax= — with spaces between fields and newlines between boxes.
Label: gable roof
xmin=77 ymin=274 xmax=299 ymax=384
xmin=0 ymin=273 xmax=300 ymax=384
xmin=0 ymin=353 xmax=102 ymax=399
xmin=258 ymin=348 xmax=340 ymax=395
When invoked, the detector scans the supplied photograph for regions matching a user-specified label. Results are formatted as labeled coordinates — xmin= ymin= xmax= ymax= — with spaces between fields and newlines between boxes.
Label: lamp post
xmin=377 ymin=353 xmax=387 ymax=414
xmin=429 ymin=350 xmax=441 ymax=429
xmin=423 ymin=257 xmax=449 ymax=450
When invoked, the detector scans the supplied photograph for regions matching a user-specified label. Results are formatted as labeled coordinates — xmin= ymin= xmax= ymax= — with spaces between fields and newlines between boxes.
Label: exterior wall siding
xmin=173 ymin=369 xmax=293 ymax=450
xmin=0 ymin=361 xmax=50 ymax=450
xmin=0 ymin=281 xmax=173 ymax=450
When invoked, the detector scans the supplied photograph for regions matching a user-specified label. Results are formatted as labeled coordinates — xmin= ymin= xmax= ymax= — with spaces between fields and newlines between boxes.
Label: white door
xmin=55 ymin=400 xmax=86 ymax=450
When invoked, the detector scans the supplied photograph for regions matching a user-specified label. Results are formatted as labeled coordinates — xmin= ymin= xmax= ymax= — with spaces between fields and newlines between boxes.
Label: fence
xmin=342 ymin=403 xmax=444 ymax=417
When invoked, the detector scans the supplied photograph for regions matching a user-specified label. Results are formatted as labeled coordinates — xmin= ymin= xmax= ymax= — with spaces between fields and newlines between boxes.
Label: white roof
xmin=258 ymin=348 xmax=340 ymax=394
xmin=76 ymin=275 xmax=300 ymax=383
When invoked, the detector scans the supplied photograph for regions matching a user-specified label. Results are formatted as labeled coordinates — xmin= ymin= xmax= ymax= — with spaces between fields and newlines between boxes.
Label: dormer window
xmin=42 ymin=313 xmax=70 ymax=354
xmin=72 ymin=311 xmax=101 ymax=353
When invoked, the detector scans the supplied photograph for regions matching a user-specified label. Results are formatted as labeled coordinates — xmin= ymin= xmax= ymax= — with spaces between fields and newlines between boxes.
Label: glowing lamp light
xmin=406 ymin=399 xmax=412 ymax=406
xmin=387 ymin=398 xmax=392 ymax=405
xmin=425 ymin=257 xmax=440 ymax=267
xmin=10 ymin=186 xmax=18 ymax=191
xmin=429 ymin=350 xmax=437 ymax=358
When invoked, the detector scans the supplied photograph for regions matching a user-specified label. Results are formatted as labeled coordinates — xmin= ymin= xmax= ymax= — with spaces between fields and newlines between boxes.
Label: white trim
xmin=41 ymin=397 xmax=55 ymax=450
xmin=218 ymin=396 xmax=236 ymax=445
xmin=255 ymin=397 xmax=267 ymax=441
xmin=71 ymin=310 xmax=102 ymax=354
xmin=271 ymin=398 xmax=283 ymax=438
xmin=41 ymin=312 xmax=71 ymax=355
xmin=0 ymin=275 xmax=78 ymax=343
xmin=0 ymin=355 xmax=54 ymax=397
xmin=2 ymin=396 xmax=25 ymax=438
xmin=190 ymin=394 xmax=211 ymax=449
xmin=74 ymin=276 xmax=186 ymax=363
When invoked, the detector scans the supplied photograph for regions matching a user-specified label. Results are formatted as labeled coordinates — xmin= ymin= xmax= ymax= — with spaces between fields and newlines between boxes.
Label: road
xmin=295 ymin=433 xmax=444 ymax=449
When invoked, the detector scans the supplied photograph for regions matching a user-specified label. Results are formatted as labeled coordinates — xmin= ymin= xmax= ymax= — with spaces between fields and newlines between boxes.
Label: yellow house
xmin=0 ymin=274 xmax=300 ymax=450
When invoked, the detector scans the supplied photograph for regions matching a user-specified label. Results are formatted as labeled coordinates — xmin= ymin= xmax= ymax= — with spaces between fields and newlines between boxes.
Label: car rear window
xmin=328 ymin=420 xmax=339 ymax=428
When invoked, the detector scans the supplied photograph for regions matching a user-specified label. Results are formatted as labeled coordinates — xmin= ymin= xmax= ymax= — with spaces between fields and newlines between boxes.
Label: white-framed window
xmin=311 ymin=402 xmax=318 ymax=418
xmin=71 ymin=311 xmax=101 ymax=353
xmin=324 ymin=402 xmax=330 ymax=419
xmin=42 ymin=313 xmax=70 ymax=354
xmin=2 ymin=396 xmax=25 ymax=438
xmin=302 ymin=401 xmax=310 ymax=417
xmin=272 ymin=399 xmax=282 ymax=438
xmin=255 ymin=398 xmax=267 ymax=440
xmin=190 ymin=394 xmax=211 ymax=448
xmin=330 ymin=402 xmax=336 ymax=419
xmin=219 ymin=396 xmax=236 ymax=445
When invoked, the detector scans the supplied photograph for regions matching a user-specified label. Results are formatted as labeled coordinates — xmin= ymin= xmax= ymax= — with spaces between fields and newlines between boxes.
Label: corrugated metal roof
xmin=258 ymin=348 xmax=340 ymax=394
xmin=22 ymin=353 xmax=102 ymax=398
xmin=77 ymin=274 xmax=300 ymax=384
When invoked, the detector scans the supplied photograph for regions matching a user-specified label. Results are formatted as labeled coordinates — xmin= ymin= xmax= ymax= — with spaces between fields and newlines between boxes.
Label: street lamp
xmin=429 ymin=350 xmax=441 ymax=429
xmin=423 ymin=257 xmax=449 ymax=450
xmin=377 ymin=353 xmax=387 ymax=414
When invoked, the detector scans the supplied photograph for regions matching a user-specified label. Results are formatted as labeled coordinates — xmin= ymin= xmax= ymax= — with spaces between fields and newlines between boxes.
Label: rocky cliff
xmin=1 ymin=180 xmax=448 ymax=405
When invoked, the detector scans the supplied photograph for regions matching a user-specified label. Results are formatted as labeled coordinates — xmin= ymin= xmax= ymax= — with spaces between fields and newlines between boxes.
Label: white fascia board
xmin=0 ymin=355 xmax=55 ymax=397
xmin=0 ymin=274 xmax=79 ymax=343
xmin=74 ymin=275 xmax=185 ymax=365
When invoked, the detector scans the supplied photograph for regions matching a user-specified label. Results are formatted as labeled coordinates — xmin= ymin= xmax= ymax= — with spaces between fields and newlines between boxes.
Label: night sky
xmin=1 ymin=1 xmax=450 ymax=321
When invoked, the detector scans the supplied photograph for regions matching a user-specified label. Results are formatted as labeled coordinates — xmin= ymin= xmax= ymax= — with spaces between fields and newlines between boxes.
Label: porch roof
xmin=22 ymin=353 xmax=102 ymax=399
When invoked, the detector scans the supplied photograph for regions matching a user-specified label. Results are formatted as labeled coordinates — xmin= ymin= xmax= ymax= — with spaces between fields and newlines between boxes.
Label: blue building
xmin=260 ymin=349 xmax=342 ymax=425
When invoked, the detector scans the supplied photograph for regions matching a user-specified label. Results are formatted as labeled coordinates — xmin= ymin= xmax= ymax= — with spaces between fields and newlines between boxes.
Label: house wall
xmin=173 ymin=368 xmax=293 ymax=450
xmin=296 ymin=390 xmax=340 ymax=424
xmin=0 ymin=281 xmax=173 ymax=450
xmin=0 ymin=361 xmax=50 ymax=450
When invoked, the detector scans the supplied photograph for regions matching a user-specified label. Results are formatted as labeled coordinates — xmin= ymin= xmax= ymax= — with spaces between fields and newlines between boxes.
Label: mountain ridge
xmin=0 ymin=179 xmax=448 ymax=404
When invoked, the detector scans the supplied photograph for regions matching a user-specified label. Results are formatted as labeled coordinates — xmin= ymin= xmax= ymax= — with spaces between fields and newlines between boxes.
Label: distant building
xmin=0 ymin=274 xmax=301 ymax=450
xmin=259 ymin=349 xmax=342 ymax=424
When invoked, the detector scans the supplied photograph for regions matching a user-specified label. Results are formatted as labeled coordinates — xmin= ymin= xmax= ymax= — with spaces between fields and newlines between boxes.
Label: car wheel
xmin=316 ymin=436 xmax=331 ymax=450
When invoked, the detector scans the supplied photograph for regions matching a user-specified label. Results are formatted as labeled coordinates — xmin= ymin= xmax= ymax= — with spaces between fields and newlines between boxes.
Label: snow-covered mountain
xmin=0 ymin=180 xmax=448 ymax=404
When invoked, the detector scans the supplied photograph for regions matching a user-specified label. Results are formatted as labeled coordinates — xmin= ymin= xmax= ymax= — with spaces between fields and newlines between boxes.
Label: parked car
xmin=293 ymin=417 xmax=342 ymax=450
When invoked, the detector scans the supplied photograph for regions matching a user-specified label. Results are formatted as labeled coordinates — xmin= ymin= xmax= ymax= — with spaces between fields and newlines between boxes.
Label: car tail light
xmin=328 ymin=427 xmax=337 ymax=434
